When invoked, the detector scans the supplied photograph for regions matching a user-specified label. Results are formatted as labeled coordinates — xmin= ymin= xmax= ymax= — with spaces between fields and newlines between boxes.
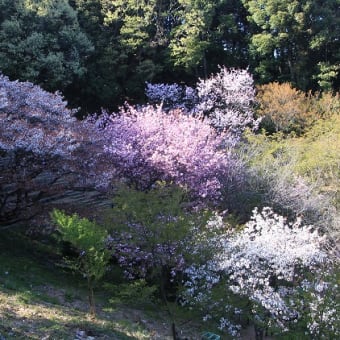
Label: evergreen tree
xmin=243 ymin=0 xmax=340 ymax=91
xmin=0 ymin=0 xmax=93 ymax=92
xmin=169 ymin=0 xmax=249 ymax=77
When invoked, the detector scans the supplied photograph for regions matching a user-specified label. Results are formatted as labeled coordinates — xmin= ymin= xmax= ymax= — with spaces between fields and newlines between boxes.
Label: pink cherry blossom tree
xmin=85 ymin=104 xmax=243 ymax=203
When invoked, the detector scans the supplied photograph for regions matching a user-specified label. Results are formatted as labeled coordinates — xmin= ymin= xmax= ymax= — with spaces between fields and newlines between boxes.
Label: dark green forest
xmin=0 ymin=0 xmax=339 ymax=113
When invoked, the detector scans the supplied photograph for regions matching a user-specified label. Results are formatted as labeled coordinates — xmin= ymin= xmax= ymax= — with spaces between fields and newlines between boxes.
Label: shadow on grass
xmin=0 ymin=230 xmax=152 ymax=339
xmin=0 ymin=309 xmax=140 ymax=339
xmin=0 ymin=286 xmax=147 ymax=340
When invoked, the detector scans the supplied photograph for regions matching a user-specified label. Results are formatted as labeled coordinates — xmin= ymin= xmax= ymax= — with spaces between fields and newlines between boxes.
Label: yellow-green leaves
xmin=52 ymin=209 xmax=109 ymax=282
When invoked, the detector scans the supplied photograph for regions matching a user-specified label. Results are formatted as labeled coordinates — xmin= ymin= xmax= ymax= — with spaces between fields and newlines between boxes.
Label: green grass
xmin=0 ymin=229 xmax=202 ymax=339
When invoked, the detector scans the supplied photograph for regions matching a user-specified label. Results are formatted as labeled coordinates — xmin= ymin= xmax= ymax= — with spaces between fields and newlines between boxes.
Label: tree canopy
xmin=0 ymin=0 xmax=93 ymax=92
xmin=0 ymin=0 xmax=337 ymax=113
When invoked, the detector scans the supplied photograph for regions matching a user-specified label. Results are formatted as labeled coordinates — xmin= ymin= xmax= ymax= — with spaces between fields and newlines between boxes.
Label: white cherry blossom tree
xmin=182 ymin=207 xmax=336 ymax=338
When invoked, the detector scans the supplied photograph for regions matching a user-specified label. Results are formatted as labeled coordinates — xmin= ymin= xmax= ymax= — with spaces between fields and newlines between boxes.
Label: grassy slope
xmin=0 ymin=230 xmax=202 ymax=340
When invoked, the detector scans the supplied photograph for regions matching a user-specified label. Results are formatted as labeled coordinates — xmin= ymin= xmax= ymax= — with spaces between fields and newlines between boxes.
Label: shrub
xmin=256 ymin=82 xmax=318 ymax=134
xmin=52 ymin=209 xmax=110 ymax=316
xmin=310 ymin=91 xmax=340 ymax=119
xmin=236 ymin=124 xmax=340 ymax=255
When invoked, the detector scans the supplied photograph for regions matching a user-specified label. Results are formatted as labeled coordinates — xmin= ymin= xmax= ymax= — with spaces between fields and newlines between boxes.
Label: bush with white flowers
xmin=182 ymin=207 xmax=337 ymax=338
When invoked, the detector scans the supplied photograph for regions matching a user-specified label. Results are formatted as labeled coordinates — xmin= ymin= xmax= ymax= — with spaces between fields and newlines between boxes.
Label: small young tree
xmin=52 ymin=209 xmax=110 ymax=317
xmin=107 ymin=182 xmax=210 ymax=285
xmin=106 ymin=182 xmax=214 ymax=338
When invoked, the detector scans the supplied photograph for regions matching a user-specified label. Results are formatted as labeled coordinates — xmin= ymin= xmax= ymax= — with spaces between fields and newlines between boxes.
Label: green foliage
xmin=169 ymin=0 xmax=214 ymax=71
xmin=105 ymin=280 xmax=158 ymax=307
xmin=243 ymin=0 xmax=309 ymax=86
xmin=108 ymin=182 xmax=211 ymax=274
xmin=169 ymin=0 xmax=248 ymax=75
xmin=52 ymin=209 xmax=109 ymax=283
xmin=294 ymin=114 xmax=340 ymax=193
xmin=315 ymin=62 xmax=340 ymax=91
xmin=106 ymin=182 xmax=217 ymax=294
xmin=68 ymin=0 xmax=167 ymax=112
xmin=243 ymin=0 xmax=340 ymax=91
xmin=103 ymin=0 xmax=157 ymax=51
xmin=68 ymin=0 xmax=252 ymax=111
xmin=51 ymin=209 xmax=110 ymax=316
xmin=0 ymin=0 xmax=93 ymax=91
xmin=1 ymin=0 xmax=338 ymax=112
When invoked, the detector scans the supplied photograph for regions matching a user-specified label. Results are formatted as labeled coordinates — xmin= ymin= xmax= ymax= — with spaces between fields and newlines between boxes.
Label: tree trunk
xmin=159 ymin=266 xmax=179 ymax=340
xmin=254 ymin=324 xmax=264 ymax=340
xmin=87 ymin=277 xmax=96 ymax=317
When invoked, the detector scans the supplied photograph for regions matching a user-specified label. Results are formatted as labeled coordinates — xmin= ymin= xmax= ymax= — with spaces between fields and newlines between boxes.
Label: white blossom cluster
xmin=145 ymin=82 xmax=197 ymax=112
xmin=196 ymin=67 xmax=261 ymax=135
xmin=145 ymin=68 xmax=261 ymax=137
xmin=182 ymin=207 xmax=336 ymax=338
xmin=220 ymin=207 xmax=328 ymax=282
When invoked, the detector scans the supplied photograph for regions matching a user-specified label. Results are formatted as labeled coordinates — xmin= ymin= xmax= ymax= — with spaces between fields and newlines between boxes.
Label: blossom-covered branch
xmin=86 ymin=104 xmax=243 ymax=202
xmin=145 ymin=67 xmax=261 ymax=136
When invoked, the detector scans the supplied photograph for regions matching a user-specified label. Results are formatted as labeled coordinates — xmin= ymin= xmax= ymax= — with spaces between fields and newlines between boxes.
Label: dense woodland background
xmin=0 ymin=0 xmax=339 ymax=113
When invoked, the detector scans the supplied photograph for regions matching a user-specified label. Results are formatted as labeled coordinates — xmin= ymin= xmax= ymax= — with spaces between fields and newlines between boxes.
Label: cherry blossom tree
xmin=0 ymin=74 xmax=77 ymax=225
xmin=181 ymin=207 xmax=336 ymax=338
xmin=0 ymin=74 xmax=110 ymax=227
xmin=1 ymin=73 xmax=244 ymax=228
xmin=0 ymin=74 xmax=78 ymax=155
xmin=86 ymin=104 xmax=243 ymax=203
xmin=196 ymin=67 xmax=260 ymax=135
xmin=145 ymin=67 xmax=260 ymax=136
